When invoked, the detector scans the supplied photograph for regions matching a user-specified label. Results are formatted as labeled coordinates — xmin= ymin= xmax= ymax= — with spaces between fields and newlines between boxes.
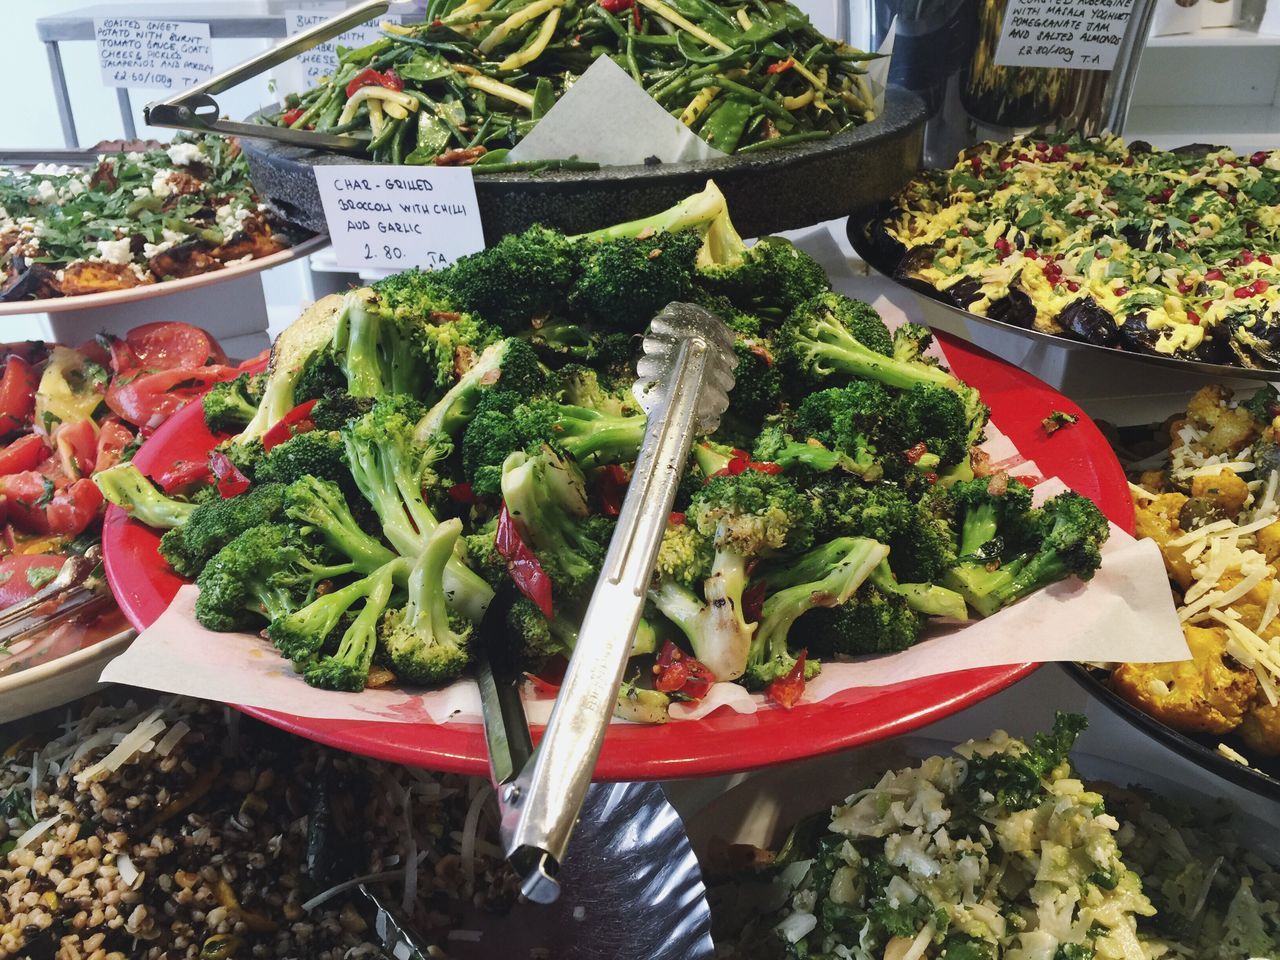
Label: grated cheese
xmin=1217 ymin=743 xmax=1250 ymax=766
xmin=75 ymin=710 xmax=166 ymax=784
xmin=15 ymin=813 xmax=62 ymax=851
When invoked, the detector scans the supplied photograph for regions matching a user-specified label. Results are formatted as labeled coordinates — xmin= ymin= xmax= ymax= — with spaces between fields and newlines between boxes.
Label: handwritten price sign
xmin=994 ymin=0 xmax=1137 ymax=71
xmin=95 ymin=19 xmax=214 ymax=91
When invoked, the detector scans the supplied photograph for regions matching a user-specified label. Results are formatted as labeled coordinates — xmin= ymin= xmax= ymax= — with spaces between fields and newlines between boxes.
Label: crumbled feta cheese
xmin=167 ymin=142 xmax=206 ymax=166
xmin=126 ymin=151 xmax=145 ymax=162
xmin=35 ymin=180 xmax=58 ymax=204
xmin=96 ymin=237 xmax=133 ymax=265
xmin=133 ymin=187 xmax=153 ymax=199
xmin=150 ymin=171 xmax=175 ymax=199
xmin=215 ymin=203 xmax=252 ymax=237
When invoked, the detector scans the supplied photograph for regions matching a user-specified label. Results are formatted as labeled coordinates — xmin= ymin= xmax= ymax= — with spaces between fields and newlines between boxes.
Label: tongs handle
xmin=499 ymin=333 xmax=715 ymax=903
xmin=143 ymin=0 xmax=400 ymax=151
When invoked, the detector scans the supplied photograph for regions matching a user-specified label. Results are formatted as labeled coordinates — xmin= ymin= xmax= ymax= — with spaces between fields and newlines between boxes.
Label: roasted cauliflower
xmin=1240 ymin=701 xmax=1280 ymax=757
xmin=1132 ymin=490 xmax=1194 ymax=589
xmin=1112 ymin=624 xmax=1257 ymax=735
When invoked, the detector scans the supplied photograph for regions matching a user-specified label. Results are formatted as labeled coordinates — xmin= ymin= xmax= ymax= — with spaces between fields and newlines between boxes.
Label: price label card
xmin=95 ymin=19 xmax=214 ymax=91
xmin=993 ymin=0 xmax=1137 ymax=71
xmin=315 ymin=166 xmax=486 ymax=271
xmin=283 ymin=8 xmax=403 ymax=88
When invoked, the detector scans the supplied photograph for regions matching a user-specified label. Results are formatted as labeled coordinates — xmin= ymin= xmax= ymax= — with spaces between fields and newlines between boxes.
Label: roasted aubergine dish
xmin=0 ymin=135 xmax=301 ymax=302
xmin=869 ymin=135 xmax=1280 ymax=370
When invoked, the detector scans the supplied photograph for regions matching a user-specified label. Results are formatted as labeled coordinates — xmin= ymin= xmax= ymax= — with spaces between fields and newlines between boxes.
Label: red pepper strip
xmin=598 ymin=0 xmax=634 ymax=12
xmin=155 ymin=459 xmax=212 ymax=494
xmin=653 ymin=640 xmax=714 ymax=700
xmin=261 ymin=400 xmax=318 ymax=452
xmin=280 ymin=107 xmax=306 ymax=126
xmin=523 ymin=671 xmax=561 ymax=695
xmin=765 ymin=651 xmax=808 ymax=709
xmin=345 ymin=67 xmax=389 ymax=98
xmin=905 ymin=442 xmax=928 ymax=465
xmin=209 ymin=451 xmax=251 ymax=499
xmin=596 ymin=464 xmax=628 ymax=517
xmin=669 ymin=511 xmax=686 ymax=525
xmin=633 ymin=2 xmax=641 ymax=28
xmin=742 ymin=578 xmax=767 ymax=624
xmin=709 ymin=449 xmax=779 ymax=479
xmin=448 ymin=482 xmax=479 ymax=505
xmin=496 ymin=502 xmax=554 ymax=618
xmin=381 ymin=69 xmax=404 ymax=92
xmin=767 ymin=58 xmax=795 ymax=75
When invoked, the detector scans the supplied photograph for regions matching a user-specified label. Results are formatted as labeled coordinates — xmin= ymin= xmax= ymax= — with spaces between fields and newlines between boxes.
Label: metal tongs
xmin=142 ymin=1 xmax=414 ymax=152
xmin=0 ymin=546 xmax=111 ymax=651
xmin=479 ymin=303 xmax=736 ymax=903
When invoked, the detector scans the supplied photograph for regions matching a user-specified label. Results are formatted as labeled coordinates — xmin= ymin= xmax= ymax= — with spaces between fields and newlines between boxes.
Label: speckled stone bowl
xmin=241 ymin=86 xmax=925 ymax=241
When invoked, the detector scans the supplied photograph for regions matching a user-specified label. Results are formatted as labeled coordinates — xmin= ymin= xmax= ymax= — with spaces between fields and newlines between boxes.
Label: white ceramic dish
xmin=0 ymin=234 xmax=329 ymax=317
xmin=0 ymin=621 xmax=134 ymax=723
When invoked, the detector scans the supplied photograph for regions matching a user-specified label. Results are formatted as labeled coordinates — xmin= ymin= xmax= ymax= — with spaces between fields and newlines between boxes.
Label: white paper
xmin=95 ymin=18 xmax=214 ymax=91
xmin=867 ymin=17 xmax=896 ymax=114
xmin=506 ymin=55 xmax=726 ymax=166
xmin=314 ymin=165 xmax=486 ymax=271
xmin=993 ymin=0 xmax=1138 ymax=71
xmin=279 ymin=7 xmax=404 ymax=92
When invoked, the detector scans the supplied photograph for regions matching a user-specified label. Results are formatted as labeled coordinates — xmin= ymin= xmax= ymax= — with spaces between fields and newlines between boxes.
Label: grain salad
xmin=0 ymin=696 xmax=517 ymax=959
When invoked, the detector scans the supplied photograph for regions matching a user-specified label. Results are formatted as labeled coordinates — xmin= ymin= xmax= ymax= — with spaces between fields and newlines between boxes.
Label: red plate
xmin=103 ymin=331 xmax=1133 ymax=780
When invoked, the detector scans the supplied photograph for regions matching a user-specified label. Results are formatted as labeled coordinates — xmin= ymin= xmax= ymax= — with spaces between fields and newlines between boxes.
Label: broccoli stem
xmin=285 ymin=476 xmax=396 ymax=574
xmin=304 ymin=559 xmax=399 ymax=691
xmin=557 ymin=406 xmax=646 ymax=467
xmin=648 ymin=577 xmax=753 ymax=681
xmin=268 ymin=557 xmax=409 ymax=664
xmin=958 ymin=501 xmax=1000 ymax=557
xmin=945 ymin=551 xmax=1065 ymax=618
xmin=94 ymin=463 xmax=197 ymax=530
xmin=867 ymin=562 xmax=968 ymax=621
xmin=337 ymin=294 xmax=385 ymax=398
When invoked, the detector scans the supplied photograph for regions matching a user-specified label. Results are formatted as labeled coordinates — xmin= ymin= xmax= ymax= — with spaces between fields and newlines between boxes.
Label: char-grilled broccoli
xmin=341 ymin=396 xmax=492 ymax=622
xmin=944 ymin=486 xmax=1110 ymax=617
xmin=779 ymin=294 xmax=989 ymax=447
xmin=203 ymin=373 xmax=263 ymax=434
xmin=379 ymin=518 xmax=474 ymax=686
xmin=309 ymin=393 xmax=375 ymax=432
xmin=299 ymin=560 xmax=401 ymax=692
xmin=157 ymin=481 xmax=286 ymax=578
xmin=553 ymin=364 xmax=638 ymax=417
xmin=727 ymin=334 xmax=784 ymax=427
xmin=438 ymin=226 xmax=578 ymax=332
xmin=791 ymin=382 xmax=894 ymax=479
xmin=747 ymin=537 xmax=889 ymax=684
xmin=804 ymin=583 xmax=923 ymax=656
xmin=415 ymin=337 xmax=546 ymax=440
xmin=194 ymin=523 xmax=355 ymax=633
xmin=570 ymin=231 xmax=701 ymax=329
xmin=293 ymin=348 xmax=345 ymax=405
xmin=506 ymin=594 xmax=579 ymax=664
xmin=891 ymin=322 xmax=937 ymax=365
xmin=94 ymin=463 xmax=197 ymax=530
xmin=751 ymin=426 xmax=852 ymax=478
xmin=701 ymin=236 xmax=830 ymax=317
xmin=893 ymin=384 xmax=972 ymax=470
xmin=255 ymin=430 xmax=351 ymax=490
xmin=283 ymin=475 xmax=396 ymax=574
xmin=331 ymin=290 xmax=432 ymax=400
xmin=500 ymin=445 xmax=614 ymax=601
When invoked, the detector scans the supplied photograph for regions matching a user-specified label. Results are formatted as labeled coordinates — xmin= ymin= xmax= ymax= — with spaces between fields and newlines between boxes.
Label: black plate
xmin=846 ymin=206 xmax=1280 ymax=384
xmin=241 ymin=87 xmax=925 ymax=242
xmin=1065 ymin=662 xmax=1280 ymax=801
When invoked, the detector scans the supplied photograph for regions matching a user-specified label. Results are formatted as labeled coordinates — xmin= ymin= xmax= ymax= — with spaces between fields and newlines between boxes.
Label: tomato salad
xmin=0 ymin=321 xmax=248 ymax=613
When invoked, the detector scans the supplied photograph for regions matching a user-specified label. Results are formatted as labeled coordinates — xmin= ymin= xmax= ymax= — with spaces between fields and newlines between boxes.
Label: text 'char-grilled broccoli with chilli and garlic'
xmin=99 ymin=181 xmax=1111 ymax=718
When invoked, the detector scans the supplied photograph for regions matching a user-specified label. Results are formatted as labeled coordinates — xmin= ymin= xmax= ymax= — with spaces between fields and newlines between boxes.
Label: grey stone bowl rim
xmin=245 ymin=85 xmax=924 ymax=183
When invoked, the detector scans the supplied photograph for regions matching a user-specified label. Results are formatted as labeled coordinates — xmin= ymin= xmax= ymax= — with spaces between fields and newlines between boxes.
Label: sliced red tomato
xmin=0 ymin=435 xmax=52 ymax=477
xmin=0 ymin=554 xmax=66 ymax=609
xmin=0 ymin=356 xmax=39 ymax=437
xmin=94 ymin=418 xmax=135 ymax=473
xmin=123 ymin=321 xmax=228 ymax=373
xmin=74 ymin=337 xmax=113 ymax=369
xmin=155 ymin=459 xmax=212 ymax=494
xmin=105 ymin=365 xmax=240 ymax=429
xmin=53 ymin=419 xmax=98 ymax=480
xmin=238 ymin=348 xmax=271 ymax=370
xmin=0 ymin=473 xmax=102 ymax=536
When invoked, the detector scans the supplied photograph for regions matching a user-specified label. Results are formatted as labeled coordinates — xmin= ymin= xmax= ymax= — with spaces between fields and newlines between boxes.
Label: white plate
xmin=0 ymin=234 xmax=329 ymax=317
xmin=0 ymin=618 xmax=134 ymax=724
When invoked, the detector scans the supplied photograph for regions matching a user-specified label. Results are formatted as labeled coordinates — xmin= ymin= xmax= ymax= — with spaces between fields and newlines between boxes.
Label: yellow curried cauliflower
xmin=1184 ymin=385 xmax=1260 ymax=455
xmin=1240 ymin=701 xmax=1280 ymax=756
xmin=1131 ymin=491 xmax=1193 ymax=590
xmin=1112 ymin=625 xmax=1257 ymax=735
xmin=1189 ymin=468 xmax=1250 ymax=518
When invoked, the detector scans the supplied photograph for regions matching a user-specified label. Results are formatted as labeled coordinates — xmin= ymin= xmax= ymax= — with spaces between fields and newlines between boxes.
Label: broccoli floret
xmin=700 ymin=236 xmax=830 ymax=317
xmin=194 ymin=523 xmax=355 ymax=633
xmin=500 ymin=445 xmax=613 ymax=601
xmin=570 ymin=231 xmax=701 ymax=330
xmin=655 ymin=519 xmax=713 ymax=586
xmin=309 ymin=393 xmax=375 ymax=432
xmin=944 ymin=489 xmax=1109 ymax=617
xmin=255 ymin=430 xmax=351 ymax=490
xmin=779 ymin=294 xmax=989 ymax=447
xmin=893 ymin=384 xmax=971 ymax=469
xmin=948 ymin=475 xmax=1037 ymax=560
xmin=553 ymin=365 xmax=638 ymax=417
xmin=342 ymin=396 xmax=493 ymax=622
xmin=803 ymin=583 xmax=923 ymax=656
xmin=749 ymin=537 xmax=889 ymax=676
xmin=214 ymin=436 xmax=264 ymax=481
xmin=293 ymin=348 xmax=346 ymax=405
xmin=94 ymin=463 xmax=197 ymax=530
xmin=415 ymin=312 xmax=502 ymax=393
xmin=462 ymin=396 xmax=646 ymax=496
xmin=647 ymin=577 xmax=751 ymax=682
xmin=691 ymin=290 xmax=763 ymax=336
xmin=437 ymin=226 xmax=578 ymax=332
xmin=462 ymin=517 xmax=507 ymax=588
xmin=283 ymin=475 xmax=396 ymax=574
xmin=379 ymin=518 xmax=473 ymax=686
xmin=505 ymin=595 xmax=580 ymax=664
xmin=751 ymin=424 xmax=862 ymax=479
xmin=614 ymin=678 xmax=671 ymax=724
xmin=416 ymin=338 xmax=547 ymax=439
xmin=962 ymin=712 xmax=1087 ymax=810
xmin=726 ymin=335 xmax=783 ymax=427
xmin=202 ymin=373 xmax=263 ymax=434
xmin=157 ymin=482 xmax=286 ymax=578
xmin=574 ymin=181 xmax=744 ymax=268
xmin=791 ymin=381 xmax=894 ymax=479
xmin=331 ymin=291 xmax=434 ymax=399
xmin=371 ymin=267 xmax=456 ymax=316
xmin=301 ymin=560 xmax=401 ymax=692
xmin=891 ymin=322 xmax=937 ymax=365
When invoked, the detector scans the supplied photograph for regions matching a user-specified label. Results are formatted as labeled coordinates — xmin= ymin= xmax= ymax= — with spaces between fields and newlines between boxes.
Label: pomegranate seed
xmin=1188 ymin=214 xmax=1200 ymax=223
xmin=1124 ymin=156 xmax=1134 ymax=166
xmin=1025 ymin=249 xmax=1039 ymax=260
xmin=959 ymin=227 xmax=969 ymax=237
xmin=1067 ymin=281 xmax=1080 ymax=292
xmin=1036 ymin=142 xmax=1049 ymax=152
xmin=1205 ymin=269 xmax=1224 ymax=282
xmin=1259 ymin=254 xmax=1273 ymax=266
xmin=1250 ymin=151 xmax=1267 ymax=167
xmin=1254 ymin=279 xmax=1270 ymax=294
xmin=1235 ymin=286 xmax=1253 ymax=298
xmin=1115 ymin=286 xmax=1129 ymax=296
xmin=1103 ymin=187 xmax=1115 ymax=196
xmin=1095 ymin=251 xmax=1106 ymax=259
xmin=1071 ymin=162 xmax=1084 ymax=171
xmin=1187 ymin=310 xmax=1200 ymax=324
xmin=1000 ymin=160 xmax=1013 ymax=171
xmin=1241 ymin=250 xmax=1255 ymax=265
xmin=1177 ymin=283 xmax=1191 ymax=294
